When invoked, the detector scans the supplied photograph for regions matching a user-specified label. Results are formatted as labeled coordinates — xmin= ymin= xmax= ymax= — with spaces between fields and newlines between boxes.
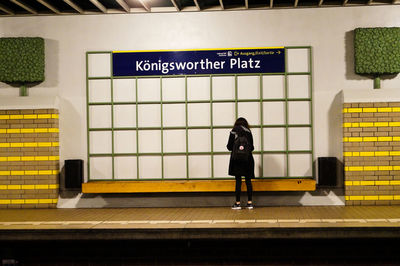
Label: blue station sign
xmin=112 ymin=47 xmax=285 ymax=76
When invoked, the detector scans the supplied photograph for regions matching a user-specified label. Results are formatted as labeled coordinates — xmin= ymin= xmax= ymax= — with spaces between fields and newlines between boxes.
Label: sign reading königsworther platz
xmin=112 ymin=47 xmax=285 ymax=76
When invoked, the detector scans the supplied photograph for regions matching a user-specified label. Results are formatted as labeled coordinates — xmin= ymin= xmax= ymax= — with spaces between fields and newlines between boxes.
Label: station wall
xmin=1 ymin=6 xmax=400 ymax=183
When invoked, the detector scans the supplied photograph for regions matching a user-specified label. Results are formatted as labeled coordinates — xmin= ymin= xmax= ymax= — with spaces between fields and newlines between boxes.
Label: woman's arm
xmin=249 ymin=132 xmax=254 ymax=152
xmin=226 ymin=131 xmax=235 ymax=151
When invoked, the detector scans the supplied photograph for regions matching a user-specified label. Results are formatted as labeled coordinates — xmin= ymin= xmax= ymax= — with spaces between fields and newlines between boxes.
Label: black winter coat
xmin=226 ymin=125 xmax=255 ymax=178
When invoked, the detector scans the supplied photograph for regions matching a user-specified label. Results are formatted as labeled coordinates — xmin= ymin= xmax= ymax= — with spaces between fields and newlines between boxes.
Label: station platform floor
xmin=1 ymin=206 xmax=400 ymax=240
xmin=3 ymin=206 xmax=400 ymax=264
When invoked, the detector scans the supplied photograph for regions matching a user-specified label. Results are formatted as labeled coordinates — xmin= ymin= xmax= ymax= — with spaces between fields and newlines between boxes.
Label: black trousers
xmin=235 ymin=175 xmax=253 ymax=202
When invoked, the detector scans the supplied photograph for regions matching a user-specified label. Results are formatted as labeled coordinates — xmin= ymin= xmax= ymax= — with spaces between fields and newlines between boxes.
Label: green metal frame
xmin=86 ymin=46 xmax=314 ymax=181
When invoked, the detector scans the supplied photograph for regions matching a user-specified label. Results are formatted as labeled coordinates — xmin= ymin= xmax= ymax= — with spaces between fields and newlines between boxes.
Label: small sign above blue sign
xmin=112 ymin=47 xmax=285 ymax=76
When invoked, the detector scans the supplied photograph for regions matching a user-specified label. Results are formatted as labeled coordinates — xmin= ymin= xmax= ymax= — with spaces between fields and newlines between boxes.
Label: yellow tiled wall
xmin=343 ymin=102 xmax=400 ymax=205
xmin=0 ymin=109 xmax=59 ymax=208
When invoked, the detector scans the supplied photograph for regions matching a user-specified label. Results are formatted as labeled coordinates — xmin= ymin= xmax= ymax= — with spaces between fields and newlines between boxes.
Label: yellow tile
xmin=343 ymin=108 xmax=348 ymax=113
xmin=353 ymin=152 xmax=360 ymax=156
xmin=393 ymin=166 xmax=400 ymax=171
xmin=348 ymin=166 xmax=364 ymax=171
xmin=343 ymin=152 xmax=352 ymax=157
xmin=39 ymin=170 xmax=53 ymax=175
xmin=378 ymin=166 xmax=392 ymax=171
xmin=0 ymin=185 xmax=7 ymax=190
xmin=52 ymin=170 xmax=59 ymax=175
xmin=360 ymin=152 xmax=374 ymax=157
xmin=375 ymin=151 xmax=390 ymax=156
xmin=8 ymin=185 xmax=21 ymax=189
xmin=23 ymin=143 xmax=37 ymax=147
xmin=36 ymin=185 xmax=49 ymax=189
xmin=391 ymin=181 xmax=400 ymax=185
xmin=364 ymin=166 xmax=379 ymax=171
xmin=36 ymin=156 xmax=49 ymax=161
xmin=25 ymin=171 xmax=39 ymax=175
xmin=376 ymin=181 xmax=390 ymax=185
xmin=394 ymin=137 xmax=400 ymax=141
xmin=11 ymin=199 xmax=25 ymax=204
xmin=38 ymin=142 xmax=51 ymax=147
xmin=0 ymin=143 xmax=10 ymax=148
xmin=11 ymin=171 xmax=24 ymax=176
xmin=51 ymin=114 xmax=59 ymax=119
xmin=0 ymin=171 xmax=10 ymax=175
xmin=363 ymin=108 xmax=377 ymax=113
xmin=0 ymin=115 xmax=10 ymax=119
xmin=49 ymin=156 xmax=60 ymax=161
xmin=349 ymin=137 xmax=363 ymax=142
xmin=21 ymin=128 xmax=34 ymax=133
xmin=390 ymin=151 xmax=400 ymax=156
xmin=348 ymin=108 xmax=362 ymax=113
xmin=25 ymin=199 xmax=39 ymax=204
xmin=360 ymin=122 xmax=374 ymax=127
xmin=10 ymin=143 xmax=23 ymax=147
xmin=349 ymin=196 xmax=364 ymax=200
xmin=21 ymin=185 xmax=35 ymax=190
xmin=393 ymin=107 xmax=400 ymax=112
xmin=364 ymin=196 xmax=379 ymax=200
xmin=39 ymin=199 xmax=53 ymax=204
xmin=345 ymin=181 xmax=353 ymax=186
xmin=351 ymin=123 xmax=360 ymax=127
xmin=38 ymin=114 xmax=52 ymax=119
xmin=48 ymin=128 xmax=59 ymax=133
xmin=345 ymin=196 xmax=350 ymax=200
xmin=363 ymin=137 xmax=378 ymax=142
xmin=34 ymin=128 xmax=48 ymax=133
xmin=0 ymin=157 xmax=6 ymax=162
xmin=378 ymin=137 xmax=393 ymax=142
xmin=9 ymin=115 xmax=23 ymax=119
xmin=343 ymin=137 xmax=349 ymax=142
xmin=343 ymin=123 xmax=352 ymax=128
xmin=360 ymin=181 xmax=375 ymax=186
xmin=0 ymin=200 xmax=11 ymax=204
xmin=378 ymin=107 xmax=392 ymax=113
xmin=52 ymin=142 xmax=59 ymax=147
xmin=49 ymin=184 xmax=59 ymax=189
xmin=375 ymin=122 xmax=389 ymax=127
xmin=390 ymin=122 xmax=400 ymax=127
xmin=21 ymin=157 xmax=35 ymax=161
xmin=7 ymin=157 xmax=21 ymax=161
xmin=0 ymin=129 xmax=6 ymax=134
xmin=23 ymin=115 xmax=37 ymax=119
xmin=394 ymin=195 xmax=400 ymax=200
xmin=379 ymin=195 xmax=393 ymax=200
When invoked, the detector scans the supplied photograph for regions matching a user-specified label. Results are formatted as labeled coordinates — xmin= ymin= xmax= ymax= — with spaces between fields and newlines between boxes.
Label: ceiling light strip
xmin=89 ymin=0 xmax=107 ymax=13
xmin=170 ymin=0 xmax=181 ymax=11
xmin=115 ymin=0 xmax=130 ymax=12
xmin=10 ymin=0 xmax=37 ymax=14
xmin=138 ymin=0 xmax=150 ymax=12
xmin=63 ymin=0 xmax=84 ymax=14
xmin=37 ymin=0 xmax=60 ymax=14
xmin=0 ymin=3 xmax=14 ymax=14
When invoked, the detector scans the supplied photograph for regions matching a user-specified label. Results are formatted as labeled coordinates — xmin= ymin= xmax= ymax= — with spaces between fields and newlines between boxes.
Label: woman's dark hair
xmin=234 ymin=117 xmax=250 ymax=129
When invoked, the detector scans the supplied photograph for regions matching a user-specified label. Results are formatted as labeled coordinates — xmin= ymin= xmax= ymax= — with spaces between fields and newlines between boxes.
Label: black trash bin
xmin=65 ymin=159 xmax=83 ymax=189
xmin=318 ymin=157 xmax=344 ymax=187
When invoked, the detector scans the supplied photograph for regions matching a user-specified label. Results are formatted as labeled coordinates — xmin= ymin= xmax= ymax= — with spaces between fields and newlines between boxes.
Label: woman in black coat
xmin=226 ymin=117 xmax=255 ymax=210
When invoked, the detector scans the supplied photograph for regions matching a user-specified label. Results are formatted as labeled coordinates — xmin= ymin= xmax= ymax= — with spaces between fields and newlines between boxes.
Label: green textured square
xmin=0 ymin=37 xmax=45 ymax=83
xmin=354 ymin=27 xmax=400 ymax=75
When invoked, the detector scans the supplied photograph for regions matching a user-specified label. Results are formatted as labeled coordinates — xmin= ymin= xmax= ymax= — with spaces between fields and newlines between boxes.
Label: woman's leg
xmin=244 ymin=176 xmax=253 ymax=203
xmin=235 ymin=175 xmax=242 ymax=203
